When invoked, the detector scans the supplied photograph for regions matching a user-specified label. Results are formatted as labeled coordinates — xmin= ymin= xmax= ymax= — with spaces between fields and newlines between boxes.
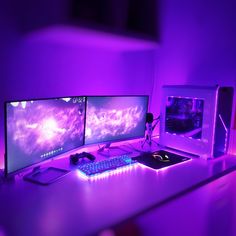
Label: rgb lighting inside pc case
xmin=5 ymin=97 xmax=86 ymax=175
xmin=160 ymin=85 xmax=234 ymax=158
xmin=165 ymin=97 xmax=204 ymax=139
xmin=85 ymin=96 xmax=148 ymax=145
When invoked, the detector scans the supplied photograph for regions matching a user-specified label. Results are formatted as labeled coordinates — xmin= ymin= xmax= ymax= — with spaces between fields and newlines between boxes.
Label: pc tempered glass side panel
xmin=85 ymin=96 xmax=148 ymax=145
xmin=5 ymin=96 xmax=86 ymax=175
xmin=165 ymin=97 xmax=204 ymax=140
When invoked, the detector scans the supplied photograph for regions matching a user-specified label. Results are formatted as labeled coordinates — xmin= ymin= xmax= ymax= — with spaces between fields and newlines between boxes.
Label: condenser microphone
xmin=142 ymin=113 xmax=159 ymax=148
xmin=146 ymin=113 xmax=154 ymax=124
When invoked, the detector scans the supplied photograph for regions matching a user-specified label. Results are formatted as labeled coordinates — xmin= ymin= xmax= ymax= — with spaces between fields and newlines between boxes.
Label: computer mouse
xmin=152 ymin=152 xmax=170 ymax=162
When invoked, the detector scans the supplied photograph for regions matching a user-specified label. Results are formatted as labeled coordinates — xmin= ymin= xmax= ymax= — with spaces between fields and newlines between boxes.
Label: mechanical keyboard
xmin=77 ymin=155 xmax=137 ymax=177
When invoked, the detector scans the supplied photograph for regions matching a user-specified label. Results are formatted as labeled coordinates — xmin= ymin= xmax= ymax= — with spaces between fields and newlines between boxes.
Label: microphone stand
xmin=141 ymin=116 xmax=160 ymax=148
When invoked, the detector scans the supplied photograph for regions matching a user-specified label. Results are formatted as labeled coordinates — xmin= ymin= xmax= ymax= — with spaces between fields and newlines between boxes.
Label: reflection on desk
xmin=0 ymin=141 xmax=236 ymax=236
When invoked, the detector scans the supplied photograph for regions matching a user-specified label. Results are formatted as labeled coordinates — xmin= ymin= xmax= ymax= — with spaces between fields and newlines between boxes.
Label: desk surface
xmin=134 ymin=168 xmax=236 ymax=236
xmin=0 ymin=141 xmax=236 ymax=236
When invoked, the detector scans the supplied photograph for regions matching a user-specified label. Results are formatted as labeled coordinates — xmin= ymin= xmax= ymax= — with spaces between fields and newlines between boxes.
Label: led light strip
xmin=76 ymin=158 xmax=192 ymax=180
xmin=76 ymin=163 xmax=139 ymax=181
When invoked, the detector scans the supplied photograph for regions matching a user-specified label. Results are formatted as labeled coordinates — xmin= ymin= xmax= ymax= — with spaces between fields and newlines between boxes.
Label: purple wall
xmin=151 ymin=0 xmax=236 ymax=147
xmin=1 ymin=0 xmax=236 ymax=168
xmin=0 ymin=26 xmax=156 ymax=168
xmin=0 ymin=1 xmax=16 ymax=169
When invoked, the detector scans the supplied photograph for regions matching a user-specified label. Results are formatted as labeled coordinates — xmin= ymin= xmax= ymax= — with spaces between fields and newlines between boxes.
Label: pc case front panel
xmin=159 ymin=86 xmax=218 ymax=158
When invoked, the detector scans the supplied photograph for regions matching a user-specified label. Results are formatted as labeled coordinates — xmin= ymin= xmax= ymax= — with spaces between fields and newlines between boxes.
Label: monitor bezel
xmin=84 ymin=95 xmax=149 ymax=147
xmin=4 ymin=95 xmax=87 ymax=177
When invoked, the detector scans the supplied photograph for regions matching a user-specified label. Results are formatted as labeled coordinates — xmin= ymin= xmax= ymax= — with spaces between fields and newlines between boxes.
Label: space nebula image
xmin=6 ymin=97 xmax=86 ymax=174
xmin=85 ymin=96 xmax=148 ymax=145
xmin=165 ymin=97 xmax=204 ymax=139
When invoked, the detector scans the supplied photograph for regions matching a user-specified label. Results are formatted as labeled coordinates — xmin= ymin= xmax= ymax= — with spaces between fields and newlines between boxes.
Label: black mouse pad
xmin=132 ymin=150 xmax=191 ymax=170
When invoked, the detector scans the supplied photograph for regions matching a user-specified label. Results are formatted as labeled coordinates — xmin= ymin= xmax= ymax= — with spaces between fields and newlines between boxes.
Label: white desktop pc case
xmin=159 ymin=85 xmax=234 ymax=159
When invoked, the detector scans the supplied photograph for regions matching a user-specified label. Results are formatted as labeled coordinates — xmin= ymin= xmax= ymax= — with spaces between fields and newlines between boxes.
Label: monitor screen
xmin=5 ymin=96 xmax=86 ymax=175
xmin=165 ymin=97 xmax=204 ymax=139
xmin=85 ymin=96 xmax=148 ymax=145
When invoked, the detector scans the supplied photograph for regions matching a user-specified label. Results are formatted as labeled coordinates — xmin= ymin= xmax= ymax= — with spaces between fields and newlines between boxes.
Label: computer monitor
xmin=5 ymin=96 xmax=86 ymax=177
xmin=159 ymin=85 xmax=234 ymax=159
xmin=85 ymin=96 xmax=149 ymax=147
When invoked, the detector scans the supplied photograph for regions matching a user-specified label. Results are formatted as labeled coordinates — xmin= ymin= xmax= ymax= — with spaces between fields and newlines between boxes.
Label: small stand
xmin=97 ymin=142 xmax=132 ymax=157
xmin=23 ymin=166 xmax=70 ymax=185
xmin=141 ymin=131 xmax=159 ymax=148
xmin=141 ymin=118 xmax=159 ymax=148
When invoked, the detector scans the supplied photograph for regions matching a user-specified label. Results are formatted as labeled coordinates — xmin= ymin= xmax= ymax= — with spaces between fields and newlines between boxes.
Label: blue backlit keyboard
xmin=77 ymin=155 xmax=137 ymax=177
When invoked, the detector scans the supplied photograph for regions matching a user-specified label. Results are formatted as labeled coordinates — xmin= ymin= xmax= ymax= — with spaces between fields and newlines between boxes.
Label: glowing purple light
xmin=137 ymin=159 xmax=192 ymax=172
xmin=165 ymin=96 xmax=204 ymax=140
xmin=211 ymin=89 xmax=219 ymax=157
xmin=85 ymin=96 xmax=148 ymax=145
xmin=76 ymin=159 xmax=192 ymax=181
xmin=86 ymin=106 xmax=144 ymax=139
xmin=76 ymin=163 xmax=139 ymax=181
xmin=7 ymin=99 xmax=85 ymax=156
xmin=219 ymin=114 xmax=229 ymax=153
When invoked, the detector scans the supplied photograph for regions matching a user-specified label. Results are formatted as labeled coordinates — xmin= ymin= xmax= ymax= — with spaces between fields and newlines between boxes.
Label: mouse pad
xmin=132 ymin=150 xmax=191 ymax=170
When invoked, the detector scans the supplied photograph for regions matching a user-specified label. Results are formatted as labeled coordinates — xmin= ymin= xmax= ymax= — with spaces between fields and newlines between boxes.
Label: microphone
xmin=142 ymin=112 xmax=159 ymax=148
xmin=146 ymin=113 xmax=154 ymax=123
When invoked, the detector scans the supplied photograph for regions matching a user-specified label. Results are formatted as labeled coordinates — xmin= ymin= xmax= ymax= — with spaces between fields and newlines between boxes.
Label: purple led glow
xmin=211 ymin=89 xmax=219 ymax=157
xmin=86 ymin=106 xmax=142 ymax=138
xmin=85 ymin=96 xmax=148 ymax=145
xmin=6 ymin=97 xmax=86 ymax=174
xmin=8 ymin=102 xmax=83 ymax=154
xmin=165 ymin=96 xmax=204 ymax=140
xmin=137 ymin=159 xmax=192 ymax=172
xmin=76 ymin=158 xmax=192 ymax=181
xmin=219 ymin=114 xmax=229 ymax=153
xmin=76 ymin=163 xmax=139 ymax=181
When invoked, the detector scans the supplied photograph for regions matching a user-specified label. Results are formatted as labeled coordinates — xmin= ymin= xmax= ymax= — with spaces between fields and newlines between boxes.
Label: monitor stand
xmin=0 ymin=169 xmax=15 ymax=184
xmin=97 ymin=142 xmax=132 ymax=158
xmin=23 ymin=166 xmax=70 ymax=185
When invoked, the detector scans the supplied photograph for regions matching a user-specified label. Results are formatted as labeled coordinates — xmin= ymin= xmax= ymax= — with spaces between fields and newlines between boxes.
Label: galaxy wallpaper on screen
xmin=6 ymin=97 xmax=86 ymax=174
xmin=85 ymin=96 xmax=148 ymax=145
xmin=165 ymin=97 xmax=204 ymax=139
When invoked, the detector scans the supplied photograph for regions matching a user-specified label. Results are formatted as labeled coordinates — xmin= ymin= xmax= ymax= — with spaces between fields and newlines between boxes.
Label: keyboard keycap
xmin=77 ymin=155 xmax=137 ymax=177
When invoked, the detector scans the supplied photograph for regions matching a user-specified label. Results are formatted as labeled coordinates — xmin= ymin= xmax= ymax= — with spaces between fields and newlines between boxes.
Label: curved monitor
xmin=85 ymin=96 xmax=148 ymax=145
xmin=5 ymin=96 xmax=86 ymax=175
